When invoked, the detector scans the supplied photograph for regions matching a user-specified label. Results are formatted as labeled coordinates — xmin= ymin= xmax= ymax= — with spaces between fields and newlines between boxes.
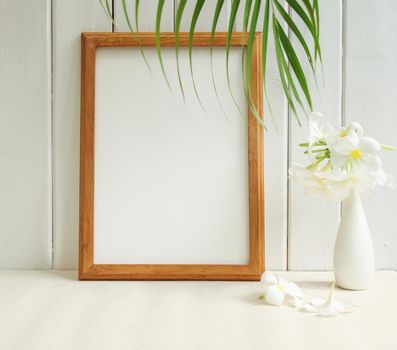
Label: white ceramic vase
xmin=333 ymin=188 xmax=375 ymax=290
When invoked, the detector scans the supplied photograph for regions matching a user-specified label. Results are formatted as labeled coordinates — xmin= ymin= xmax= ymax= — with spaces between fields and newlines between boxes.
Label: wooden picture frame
xmin=79 ymin=32 xmax=264 ymax=280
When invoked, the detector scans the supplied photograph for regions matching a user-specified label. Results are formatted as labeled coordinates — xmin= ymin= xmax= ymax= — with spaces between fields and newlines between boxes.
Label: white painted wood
xmin=1 ymin=0 xmax=395 ymax=270
xmin=288 ymin=0 xmax=343 ymax=270
xmin=0 ymin=0 xmax=52 ymax=268
xmin=344 ymin=0 xmax=397 ymax=269
xmin=53 ymin=0 xmax=111 ymax=269
xmin=94 ymin=47 xmax=249 ymax=264
xmin=114 ymin=0 xmax=174 ymax=32
xmin=235 ymin=1 xmax=289 ymax=270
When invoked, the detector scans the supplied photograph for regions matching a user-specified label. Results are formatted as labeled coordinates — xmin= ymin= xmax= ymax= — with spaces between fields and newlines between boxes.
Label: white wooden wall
xmin=1 ymin=0 xmax=396 ymax=270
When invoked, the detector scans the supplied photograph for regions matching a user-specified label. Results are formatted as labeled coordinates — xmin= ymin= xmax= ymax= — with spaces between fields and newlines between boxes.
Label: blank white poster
xmin=94 ymin=46 xmax=249 ymax=264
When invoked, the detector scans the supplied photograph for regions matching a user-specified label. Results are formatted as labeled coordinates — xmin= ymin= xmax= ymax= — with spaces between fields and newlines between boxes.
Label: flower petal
xmin=308 ymin=112 xmax=324 ymax=141
xmin=260 ymin=272 xmax=277 ymax=286
xmin=302 ymin=302 xmax=319 ymax=313
xmin=283 ymin=281 xmax=303 ymax=299
xmin=334 ymin=300 xmax=356 ymax=313
xmin=347 ymin=122 xmax=363 ymax=138
xmin=360 ymin=154 xmax=382 ymax=172
xmin=264 ymin=285 xmax=285 ymax=306
xmin=333 ymin=137 xmax=356 ymax=155
xmin=284 ymin=296 xmax=304 ymax=308
xmin=360 ymin=137 xmax=381 ymax=154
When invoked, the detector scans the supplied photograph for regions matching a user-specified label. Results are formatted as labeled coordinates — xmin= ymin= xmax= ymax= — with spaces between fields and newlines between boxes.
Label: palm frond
xmin=175 ymin=0 xmax=188 ymax=99
xmin=155 ymin=0 xmax=171 ymax=89
xmin=134 ymin=0 xmax=140 ymax=33
xmin=121 ymin=0 xmax=150 ymax=69
xmin=241 ymin=0 xmax=253 ymax=99
xmin=285 ymin=0 xmax=322 ymax=64
xmin=226 ymin=0 xmax=243 ymax=115
xmin=210 ymin=0 xmax=227 ymax=116
xmin=276 ymin=18 xmax=312 ymax=110
xmin=272 ymin=15 xmax=299 ymax=123
xmin=99 ymin=0 xmax=115 ymax=25
xmin=274 ymin=20 xmax=305 ymax=122
xmin=101 ymin=0 xmax=322 ymax=128
xmin=189 ymin=0 xmax=206 ymax=109
xmin=273 ymin=0 xmax=314 ymax=72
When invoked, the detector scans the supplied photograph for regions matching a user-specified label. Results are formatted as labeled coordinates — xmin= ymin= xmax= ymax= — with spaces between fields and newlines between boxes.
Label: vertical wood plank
xmin=53 ymin=0 xmax=111 ymax=269
xmin=0 ymin=0 xmax=52 ymax=268
xmin=288 ymin=0 xmax=343 ymax=270
xmin=114 ymin=0 xmax=174 ymax=32
xmin=344 ymin=0 xmax=397 ymax=269
xmin=235 ymin=1 xmax=289 ymax=270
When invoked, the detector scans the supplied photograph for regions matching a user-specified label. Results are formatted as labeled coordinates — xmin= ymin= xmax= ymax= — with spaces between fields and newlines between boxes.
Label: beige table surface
xmin=0 ymin=270 xmax=396 ymax=350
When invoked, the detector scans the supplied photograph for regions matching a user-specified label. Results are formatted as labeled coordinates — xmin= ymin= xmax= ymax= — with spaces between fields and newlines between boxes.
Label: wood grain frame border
xmin=79 ymin=32 xmax=264 ymax=280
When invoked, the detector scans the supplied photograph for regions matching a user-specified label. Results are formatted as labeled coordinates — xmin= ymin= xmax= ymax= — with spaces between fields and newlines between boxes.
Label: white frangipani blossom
xmin=289 ymin=164 xmax=351 ymax=202
xmin=290 ymin=112 xmax=395 ymax=201
xmin=308 ymin=112 xmax=335 ymax=143
xmin=331 ymin=135 xmax=381 ymax=172
xmin=260 ymin=272 xmax=303 ymax=307
xmin=259 ymin=274 xmax=355 ymax=317
xmin=303 ymin=281 xmax=355 ymax=317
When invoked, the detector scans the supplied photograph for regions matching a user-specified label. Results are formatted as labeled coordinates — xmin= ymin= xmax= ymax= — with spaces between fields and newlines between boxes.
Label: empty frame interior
xmin=79 ymin=33 xmax=263 ymax=280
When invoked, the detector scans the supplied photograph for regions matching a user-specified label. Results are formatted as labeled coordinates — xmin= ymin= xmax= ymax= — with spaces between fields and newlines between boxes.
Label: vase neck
xmin=343 ymin=187 xmax=363 ymax=215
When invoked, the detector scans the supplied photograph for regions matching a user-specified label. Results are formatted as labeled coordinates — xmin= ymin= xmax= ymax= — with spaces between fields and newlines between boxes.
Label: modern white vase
xmin=333 ymin=188 xmax=375 ymax=290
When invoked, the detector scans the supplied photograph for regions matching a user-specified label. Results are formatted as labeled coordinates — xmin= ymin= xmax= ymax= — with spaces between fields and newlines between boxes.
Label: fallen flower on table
xmin=303 ymin=281 xmax=356 ymax=317
xmin=259 ymin=272 xmax=304 ymax=307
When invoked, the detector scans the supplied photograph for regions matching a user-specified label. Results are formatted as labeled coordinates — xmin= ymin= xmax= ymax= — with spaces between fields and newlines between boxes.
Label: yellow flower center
xmin=339 ymin=129 xmax=348 ymax=137
xmin=351 ymin=149 xmax=362 ymax=160
xmin=276 ymin=283 xmax=285 ymax=292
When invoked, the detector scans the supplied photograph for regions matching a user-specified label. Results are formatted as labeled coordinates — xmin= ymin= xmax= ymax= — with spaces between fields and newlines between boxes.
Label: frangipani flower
xmin=376 ymin=168 xmax=397 ymax=188
xmin=303 ymin=281 xmax=355 ymax=317
xmin=260 ymin=272 xmax=303 ymax=307
xmin=290 ymin=112 xmax=395 ymax=202
xmin=308 ymin=112 xmax=336 ymax=144
xmin=331 ymin=135 xmax=381 ymax=172
xmin=289 ymin=164 xmax=351 ymax=202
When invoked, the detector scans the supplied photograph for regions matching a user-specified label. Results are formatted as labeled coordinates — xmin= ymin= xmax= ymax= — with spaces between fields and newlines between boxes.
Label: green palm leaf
xmin=272 ymin=16 xmax=299 ymax=123
xmin=243 ymin=0 xmax=253 ymax=31
xmin=246 ymin=0 xmax=266 ymax=127
xmin=104 ymin=0 xmax=111 ymax=17
xmin=226 ymin=0 xmax=243 ymax=115
xmin=156 ymin=0 xmax=171 ymax=89
xmin=285 ymin=0 xmax=321 ymax=63
xmin=99 ymin=0 xmax=115 ymax=25
xmin=246 ymin=0 xmax=261 ymax=100
xmin=189 ymin=0 xmax=206 ymax=109
xmin=121 ymin=0 xmax=150 ymax=69
xmin=261 ymin=0 xmax=270 ymax=83
xmin=210 ymin=0 xmax=227 ymax=116
xmin=261 ymin=0 xmax=278 ymax=129
xmin=175 ymin=0 xmax=188 ymax=99
xmin=274 ymin=20 xmax=306 ymax=121
xmin=273 ymin=0 xmax=314 ymax=72
xmin=241 ymin=0 xmax=253 ymax=99
xmin=98 ymin=0 xmax=322 ymax=128
xmin=135 ymin=0 xmax=140 ymax=33
xmin=313 ymin=0 xmax=320 ymax=39
xmin=301 ymin=0 xmax=322 ymax=63
xmin=276 ymin=18 xmax=313 ymax=110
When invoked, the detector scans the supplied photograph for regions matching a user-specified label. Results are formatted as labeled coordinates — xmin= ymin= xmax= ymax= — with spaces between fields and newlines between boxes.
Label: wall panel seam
xmin=339 ymin=0 xmax=347 ymax=217
xmin=286 ymin=3 xmax=292 ymax=271
xmin=50 ymin=0 xmax=55 ymax=269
